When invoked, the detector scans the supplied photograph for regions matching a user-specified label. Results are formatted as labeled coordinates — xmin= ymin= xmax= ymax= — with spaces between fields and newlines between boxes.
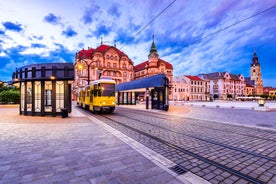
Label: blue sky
xmin=0 ymin=0 xmax=276 ymax=87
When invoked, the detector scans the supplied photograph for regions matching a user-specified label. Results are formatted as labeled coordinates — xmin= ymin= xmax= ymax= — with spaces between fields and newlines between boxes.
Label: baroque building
xmin=72 ymin=43 xmax=134 ymax=98
xmin=134 ymin=38 xmax=173 ymax=99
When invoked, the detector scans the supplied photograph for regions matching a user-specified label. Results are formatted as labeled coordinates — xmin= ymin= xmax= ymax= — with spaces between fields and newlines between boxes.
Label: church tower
xmin=148 ymin=35 xmax=159 ymax=67
xmin=250 ymin=51 xmax=263 ymax=95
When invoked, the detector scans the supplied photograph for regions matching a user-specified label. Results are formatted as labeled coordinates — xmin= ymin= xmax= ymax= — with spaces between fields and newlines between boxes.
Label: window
xmin=113 ymin=63 xmax=117 ymax=69
xmin=35 ymin=81 xmax=41 ymax=112
xmin=26 ymin=82 xmax=32 ymax=111
xmin=101 ymin=83 xmax=115 ymax=96
xmin=56 ymin=81 xmax=64 ymax=112
xmin=45 ymin=81 xmax=52 ymax=112
xmin=107 ymin=62 xmax=111 ymax=68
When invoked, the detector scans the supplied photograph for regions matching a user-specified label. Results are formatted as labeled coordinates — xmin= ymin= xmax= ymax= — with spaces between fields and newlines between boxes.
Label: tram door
xmin=151 ymin=87 xmax=165 ymax=110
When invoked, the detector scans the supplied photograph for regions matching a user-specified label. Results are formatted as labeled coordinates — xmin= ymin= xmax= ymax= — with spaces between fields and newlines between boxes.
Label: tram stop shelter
xmin=11 ymin=63 xmax=74 ymax=117
xmin=116 ymin=74 xmax=169 ymax=111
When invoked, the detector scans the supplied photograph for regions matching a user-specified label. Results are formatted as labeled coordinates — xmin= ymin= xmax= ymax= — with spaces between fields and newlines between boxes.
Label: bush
xmin=0 ymin=90 xmax=20 ymax=104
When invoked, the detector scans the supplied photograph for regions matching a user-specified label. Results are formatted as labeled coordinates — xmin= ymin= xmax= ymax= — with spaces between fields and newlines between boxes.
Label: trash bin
xmin=61 ymin=108 xmax=68 ymax=118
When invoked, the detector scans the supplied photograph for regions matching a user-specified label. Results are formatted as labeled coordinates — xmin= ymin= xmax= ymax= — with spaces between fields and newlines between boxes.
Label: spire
xmin=150 ymin=34 xmax=157 ymax=54
xmin=252 ymin=50 xmax=259 ymax=66
xmin=101 ymin=37 xmax=103 ymax=45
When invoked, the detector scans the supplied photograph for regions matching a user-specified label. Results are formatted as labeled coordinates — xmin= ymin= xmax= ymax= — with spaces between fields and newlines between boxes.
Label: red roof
xmin=246 ymin=84 xmax=254 ymax=88
xmin=185 ymin=75 xmax=202 ymax=81
xmin=134 ymin=61 xmax=147 ymax=71
xmin=94 ymin=44 xmax=128 ymax=57
xmin=77 ymin=44 xmax=129 ymax=59
xmin=78 ymin=48 xmax=94 ymax=59
xmin=134 ymin=59 xmax=173 ymax=72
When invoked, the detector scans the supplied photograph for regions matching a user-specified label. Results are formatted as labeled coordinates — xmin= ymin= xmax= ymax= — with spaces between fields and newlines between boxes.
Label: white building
xmin=198 ymin=72 xmax=246 ymax=100
xmin=172 ymin=75 xmax=210 ymax=101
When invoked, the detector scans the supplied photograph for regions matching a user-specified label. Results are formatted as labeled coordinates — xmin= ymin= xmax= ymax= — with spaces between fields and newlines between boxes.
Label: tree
xmin=0 ymin=89 xmax=20 ymax=104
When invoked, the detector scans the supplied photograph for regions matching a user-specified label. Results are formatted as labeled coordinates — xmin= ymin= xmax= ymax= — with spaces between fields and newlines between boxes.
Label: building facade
xmin=72 ymin=44 xmax=134 ymax=99
xmin=172 ymin=75 xmax=210 ymax=101
xmin=250 ymin=51 xmax=263 ymax=95
xmin=199 ymin=72 xmax=246 ymax=100
xmin=263 ymin=87 xmax=276 ymax=97
xmin=246 ymin=84 xmax=255 ymax=96
xmin=134 ymin=39 xmax=173 ymax=99
xmin=172 ymin=76 xmax=189 ymax=101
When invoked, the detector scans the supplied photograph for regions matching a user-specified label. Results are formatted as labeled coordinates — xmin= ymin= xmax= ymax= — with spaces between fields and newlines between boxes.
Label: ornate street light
xmin=257 ymin=98 xmax=265 ymax=106
xmin=79 ymin=58 xmax=93 ymax=85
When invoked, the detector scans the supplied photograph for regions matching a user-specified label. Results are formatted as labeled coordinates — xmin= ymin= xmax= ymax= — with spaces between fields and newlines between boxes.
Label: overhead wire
xmin=119 ymin=0 xmax=177 ymax=50
xmin=183 ymin=4 xmax=276 ymax=46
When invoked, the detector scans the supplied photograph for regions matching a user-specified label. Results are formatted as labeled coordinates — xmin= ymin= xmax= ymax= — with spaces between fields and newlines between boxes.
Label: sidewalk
xmin=0 ymin=105 xmax=208 ymax=184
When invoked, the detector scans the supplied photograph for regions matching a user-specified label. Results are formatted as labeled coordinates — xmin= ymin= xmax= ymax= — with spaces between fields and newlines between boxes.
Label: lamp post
xmin=79 ymin=58 xmax=93 ymax=85
xmin=257 ymin=98 xmax=265 ymax=106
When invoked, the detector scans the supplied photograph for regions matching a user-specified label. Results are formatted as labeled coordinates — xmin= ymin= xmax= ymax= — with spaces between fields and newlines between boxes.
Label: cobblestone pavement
xmin=96 ymin=106 xmax=276 ymax=184
xmin=0 ymin=105 xmax=185 ymax=184
xmin=125 ymin=101 xmax=276 ymax=129
xmin=167 ymin=104 xmax=276 ymax=129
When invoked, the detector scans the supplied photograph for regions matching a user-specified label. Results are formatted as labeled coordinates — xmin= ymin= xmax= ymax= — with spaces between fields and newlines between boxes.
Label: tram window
xmin=101 ymin=83 xmax=115 ymax=96
xmin=94 ymin=84 xmax=98 ymax=97
xmin=98 ymin=84 xmax=102 ymax=97
xmin=90 ymin=90 xmax=93 ymax=102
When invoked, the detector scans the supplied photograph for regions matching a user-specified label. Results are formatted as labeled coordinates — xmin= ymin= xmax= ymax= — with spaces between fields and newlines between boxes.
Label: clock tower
xmin=250 ymin=51 xmax=263 ymax=95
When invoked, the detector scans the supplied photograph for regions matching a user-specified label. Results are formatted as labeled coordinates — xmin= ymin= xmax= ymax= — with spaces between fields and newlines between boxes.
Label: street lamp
xmin=257 ymin=98 xmax=265 ymax=106
xmin=79 ymin=58 xmax=93 ymax=85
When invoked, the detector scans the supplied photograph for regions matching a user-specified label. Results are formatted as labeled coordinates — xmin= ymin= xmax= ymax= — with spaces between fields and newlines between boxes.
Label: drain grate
xmin=169 ymin=165 xmax=188 ymax=175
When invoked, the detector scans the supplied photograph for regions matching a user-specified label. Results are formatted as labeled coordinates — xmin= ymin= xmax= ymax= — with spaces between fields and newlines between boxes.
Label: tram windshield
xmin=100 ymin=83 xmax=115 ymax=97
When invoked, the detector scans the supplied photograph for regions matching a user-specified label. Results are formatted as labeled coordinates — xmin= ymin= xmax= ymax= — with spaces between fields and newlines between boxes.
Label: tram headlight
xmin=102 ymin=102 xmax=106 ymax=105
xmin=112 ymin=102 xmax=115 ymax=105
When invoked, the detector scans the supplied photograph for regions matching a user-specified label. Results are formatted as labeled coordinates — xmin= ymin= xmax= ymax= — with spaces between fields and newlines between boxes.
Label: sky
xmin=0 ymin=0 xmax=276 ymax=87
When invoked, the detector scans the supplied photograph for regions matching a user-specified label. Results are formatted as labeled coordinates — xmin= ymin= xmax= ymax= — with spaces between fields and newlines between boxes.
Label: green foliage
xmin=0 ymin=89 xmax=20 ymax=104
xmin=260 ymin=94 xmax=269 ymax=99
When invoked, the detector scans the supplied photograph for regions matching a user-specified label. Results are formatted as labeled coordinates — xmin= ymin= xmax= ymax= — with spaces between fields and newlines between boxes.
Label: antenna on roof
xmin=101 ymin=37 xmax=103 ymax=45
xmin=114 ymin=40 xmax=116 ymax=47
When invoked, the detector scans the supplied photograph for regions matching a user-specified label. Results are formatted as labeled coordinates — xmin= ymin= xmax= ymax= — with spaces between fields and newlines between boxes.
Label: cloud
xmin=81 ymin=0 xmax=101 ymax=24
xmin=108 ymin=3 xmax=121 ymax=18
xmin=31 ymin=43 xmax=46 ymax=48
xmin=43 ymin=13 xmax=62 ymax=25
xmin=93 ymin=25 xmax=110 ymax=37
xmin=62 ymin=27 xmax=78 ymax=37
xmin=32 ymin=35 xmax=44 ymax=40
xmin=2 ymin=22 xmax=23 ymax=32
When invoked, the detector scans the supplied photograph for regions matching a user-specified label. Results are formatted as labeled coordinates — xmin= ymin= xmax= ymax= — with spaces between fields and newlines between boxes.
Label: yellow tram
xmin=77 ymin=79 xmax=116 ymax=113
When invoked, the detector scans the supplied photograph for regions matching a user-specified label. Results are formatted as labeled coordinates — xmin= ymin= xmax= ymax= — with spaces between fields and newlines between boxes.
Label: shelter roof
xmin=116 ymin=74 xmax=168 ymax=91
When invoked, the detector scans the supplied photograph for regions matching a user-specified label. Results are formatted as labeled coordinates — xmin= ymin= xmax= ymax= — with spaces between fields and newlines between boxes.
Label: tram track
xmin=112 ymin=111 xmax=276 ymax=163
xmin=118 ymin=107 xmax=276 ymax=142
xmin=96 ymin=113 xmax=265 ymax=184
xmin=77 ymin=106 xmax=275 ymax=183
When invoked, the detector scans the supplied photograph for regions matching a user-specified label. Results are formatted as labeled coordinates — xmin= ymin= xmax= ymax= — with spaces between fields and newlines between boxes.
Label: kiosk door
xmin=151 ymin=87 xmax=165 ymax=110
